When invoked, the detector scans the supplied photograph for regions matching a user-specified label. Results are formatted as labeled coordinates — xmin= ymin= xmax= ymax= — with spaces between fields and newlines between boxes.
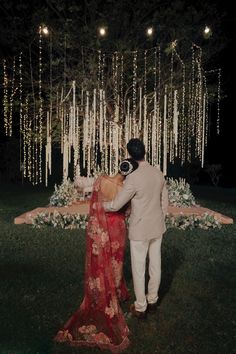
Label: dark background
xmin=0 ymin=0 xmax=235 ymax=187
xmin=206 ymin=0 xmax=236 ymax=187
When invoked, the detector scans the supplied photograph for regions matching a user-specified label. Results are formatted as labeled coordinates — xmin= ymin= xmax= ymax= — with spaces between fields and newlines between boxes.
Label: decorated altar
xmin=14 ymin=178 xmax=233 ymax=229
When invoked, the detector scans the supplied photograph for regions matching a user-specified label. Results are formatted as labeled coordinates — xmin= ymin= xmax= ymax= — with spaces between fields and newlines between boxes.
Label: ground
xmin=0 ymin=183 xmax=235 ymax=353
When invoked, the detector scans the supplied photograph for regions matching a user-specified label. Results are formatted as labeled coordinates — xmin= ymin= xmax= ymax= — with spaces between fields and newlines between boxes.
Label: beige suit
xmin=104 ymin=161 xmax=168 ymax=312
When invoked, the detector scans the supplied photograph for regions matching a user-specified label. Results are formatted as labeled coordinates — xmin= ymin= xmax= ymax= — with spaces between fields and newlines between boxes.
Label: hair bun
xmin=119 ymin=160 xmax=133 ymax=176
xmin=119 ymin=159 xmax=138 ymax=176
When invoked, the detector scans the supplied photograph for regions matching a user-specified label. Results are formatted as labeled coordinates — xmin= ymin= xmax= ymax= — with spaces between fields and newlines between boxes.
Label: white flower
xmin=167 ymin=178 xmax=196 ymax=207
xmin=50 ymin=178 xmax=77 ymax=207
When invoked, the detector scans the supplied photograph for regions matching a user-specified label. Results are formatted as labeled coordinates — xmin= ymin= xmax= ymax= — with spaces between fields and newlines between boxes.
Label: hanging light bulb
xmin=203 ymin=25 xmax=212 ymax=38
xmin=146 ymin=27 xmax=154 ymax=37
xmin=39 ymin=25 xmax=49 ymax=36
xmin=171 ymin=40 xmax=178 ymax=49
xmin=98 ymin=27 xmax=107 ymax=37
xmin=204 ymin=26 xmax=210 ymax=34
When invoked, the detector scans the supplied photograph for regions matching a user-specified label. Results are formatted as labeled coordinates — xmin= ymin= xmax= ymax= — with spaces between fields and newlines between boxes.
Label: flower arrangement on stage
xmin=32 ymin=210 xmax=221 ymax=231
xmin=34 ymin=177 xmax=222 ymax=230
xmin=49 ymin=179 xmax=78 ymax=207
xmin=166 ymin=213 xmax=221 ymax=230
xmin=167 ymin=178 xmax=196 ymax=207
xmin=32 ymin=211 xmax=88 ymax=229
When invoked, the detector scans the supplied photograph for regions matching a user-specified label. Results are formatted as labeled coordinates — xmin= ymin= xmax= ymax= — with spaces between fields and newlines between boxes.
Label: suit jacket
xmin=103 ymin=161 xmax=168 ymax=241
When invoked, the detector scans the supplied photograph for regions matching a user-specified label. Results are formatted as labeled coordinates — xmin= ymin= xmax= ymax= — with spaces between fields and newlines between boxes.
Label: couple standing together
xmin=55 ymin=138 xmax=168 ymax=353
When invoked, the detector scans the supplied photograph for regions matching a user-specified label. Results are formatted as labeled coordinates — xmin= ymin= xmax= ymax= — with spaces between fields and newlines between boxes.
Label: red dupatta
xmin=55 ymin=177 xmax=130 ymax=353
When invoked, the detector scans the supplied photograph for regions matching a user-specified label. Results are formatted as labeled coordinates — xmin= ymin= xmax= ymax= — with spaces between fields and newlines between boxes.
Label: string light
xmin=19 ymin=53 xmax=23 ymax=133
xmin=98 ymin=27 xmax=106 ymax=37
xmin=132 ymin=50 xmax=137 ymax=135
xmin=9 ymin=57 xmax=16 ymax=137
xmin=171 ymin=40 xmax=177 ymax=49
xmin=173 ymin=48 xmax=185 ymax=162
xmin=2 ymin=41 xmax=218 ymax=182
xmin=157 ymin=46 xmax=161 ymax=165
xmin=23 ymin=96 xmax=28 ymax=178
xmin=120 ymin=53 xmax=124 ymax=121
xmin=217 ymin=69 xmax=221 ymax=135
xmin=203 ymin=26 xmax=212 ymax=39
xmin=3 ymin=59 xmax=9 ymax=136
xmin=98 ymin=50 xmax=101 ymax=87
xmin=39 ymin=25 xmax=49 ymax=36
xmin=38 ymin=26 xmax=43 ymax=183
xmin=204 ymin=26 xmax=210 ymax=34
xmin=146 ymin=27 xmax=154 ymax=37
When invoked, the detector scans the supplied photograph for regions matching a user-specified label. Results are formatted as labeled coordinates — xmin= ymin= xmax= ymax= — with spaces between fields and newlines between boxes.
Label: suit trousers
xmin=130 ymin=236 xmax=162 ymax=312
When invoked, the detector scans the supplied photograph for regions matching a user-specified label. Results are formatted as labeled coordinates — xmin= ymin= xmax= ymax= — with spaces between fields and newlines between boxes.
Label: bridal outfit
xmin=55 ymin=176 xmax=130 ymax=353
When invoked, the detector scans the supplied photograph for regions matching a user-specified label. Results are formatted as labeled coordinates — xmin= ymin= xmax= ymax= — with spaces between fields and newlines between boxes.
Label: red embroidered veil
xmin=54 ymin=177 xmax=130 ymax=353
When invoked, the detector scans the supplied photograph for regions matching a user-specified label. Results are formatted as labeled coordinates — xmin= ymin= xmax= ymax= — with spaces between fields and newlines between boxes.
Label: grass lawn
xmin=0 ymin=183 xmax=235 ymax=354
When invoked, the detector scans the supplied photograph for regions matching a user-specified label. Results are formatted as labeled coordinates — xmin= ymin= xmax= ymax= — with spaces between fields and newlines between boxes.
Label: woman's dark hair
xmin=119 ymin=158 xmax=139 ymax=176
xmin=127 ymin=138 xmax=145 ymax=161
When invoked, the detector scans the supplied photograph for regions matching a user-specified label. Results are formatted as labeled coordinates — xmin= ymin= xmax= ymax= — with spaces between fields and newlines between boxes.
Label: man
xmin=103 ymin=138 xmax=168 ymax=319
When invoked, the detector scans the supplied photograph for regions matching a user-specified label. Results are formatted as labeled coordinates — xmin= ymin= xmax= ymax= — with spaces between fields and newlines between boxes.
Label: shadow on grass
xmin=157 ymin=244 xmax=184 ymax=305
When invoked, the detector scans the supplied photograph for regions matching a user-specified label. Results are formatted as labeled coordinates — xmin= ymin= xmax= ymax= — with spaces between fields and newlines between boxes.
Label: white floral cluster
xmin=167 ymin=178 xmax=196 ymax=207
xmin=32 ymin=211 xmax=221 ymax=231
xmin=32 ymin=211 xmax=88 ymax=229
xmin=49 ymin=179 xmax=77 ymax=206
xmin=166 ymin=213 xmax=222 ymax=230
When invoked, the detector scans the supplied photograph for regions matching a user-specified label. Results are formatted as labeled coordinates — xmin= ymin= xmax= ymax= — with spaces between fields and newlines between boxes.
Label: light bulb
xmin=39 ymin=25 xmax=49 ymax=36
xmin=99 ymin=27 xmax=106 ymax=36
xmin=146 ymin=27 xmax=153 ymax=36
xmin=204 ymin=26 xmax=210 ymax=34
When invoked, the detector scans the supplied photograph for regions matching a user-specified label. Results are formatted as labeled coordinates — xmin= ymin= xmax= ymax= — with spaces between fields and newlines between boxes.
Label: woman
xmin=54 ymin=158 xmax=138 ymax=353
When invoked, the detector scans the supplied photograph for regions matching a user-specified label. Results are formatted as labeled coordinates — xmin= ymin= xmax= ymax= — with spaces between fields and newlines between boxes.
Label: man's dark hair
xmin=127 ymin=138 xmax=145 ymax=161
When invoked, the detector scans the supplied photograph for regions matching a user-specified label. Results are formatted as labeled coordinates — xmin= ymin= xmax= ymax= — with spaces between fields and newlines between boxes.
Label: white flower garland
xmin=166 ymin=213 xmax=221 ymax=230
xmin=167 ymin=178 xmax=196 ymax=207
xmin=32 ymin=211 xmax=88 ymax=229
xmin=49 ymin=178 xmax=78 ymax=207
xmin=32 ymin=211 xmax=221 ymax=231
xmin=35 ymin=178 xmax=220 ymax=231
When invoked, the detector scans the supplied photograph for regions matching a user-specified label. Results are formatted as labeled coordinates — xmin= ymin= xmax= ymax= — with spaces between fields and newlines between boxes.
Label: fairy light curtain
xmin=1 ymin=35 xmax=221 ymax=185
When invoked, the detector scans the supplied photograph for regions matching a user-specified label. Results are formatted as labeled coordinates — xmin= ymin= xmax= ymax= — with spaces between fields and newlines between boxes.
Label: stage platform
xmin=14 ymin=201 xmax=233 ymax=225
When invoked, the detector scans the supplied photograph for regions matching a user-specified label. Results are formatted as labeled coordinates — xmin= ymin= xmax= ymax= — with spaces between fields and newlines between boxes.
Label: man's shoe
xmin=147 ymin=302 xmax=158 ymax=313
xmin=130 ymin=304 xmax=147 ymax=320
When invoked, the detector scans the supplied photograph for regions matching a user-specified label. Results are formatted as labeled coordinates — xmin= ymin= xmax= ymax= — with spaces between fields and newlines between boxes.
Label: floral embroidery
xmin=105 ymin=305 xmax=115 ymax=318
xmin=78 ymin=325 xmax=97 ymax=334
xmin=100 ymin=230 xmax=109 ymax=246
xmin=111 ymin=258 xmax=122 ymax=287
xmin=88 ymin=277 xmax=101 ymax=291
xmin=55 ymin=329 xmax=73 ymax=342
xmin=92 ymin=242 xmax=99 ymax=255
xmin=93 ymin=332 xmax=111 ymax=344
xmin=81 ymin=332 xmax=111 ymax=345
xmin=105 ymin=298 xmax=118 ymax=318
xmin=111 ymin=241 xmax=120 ymax=251
xmin=88 ymin=216 xmax=109 ymax=247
